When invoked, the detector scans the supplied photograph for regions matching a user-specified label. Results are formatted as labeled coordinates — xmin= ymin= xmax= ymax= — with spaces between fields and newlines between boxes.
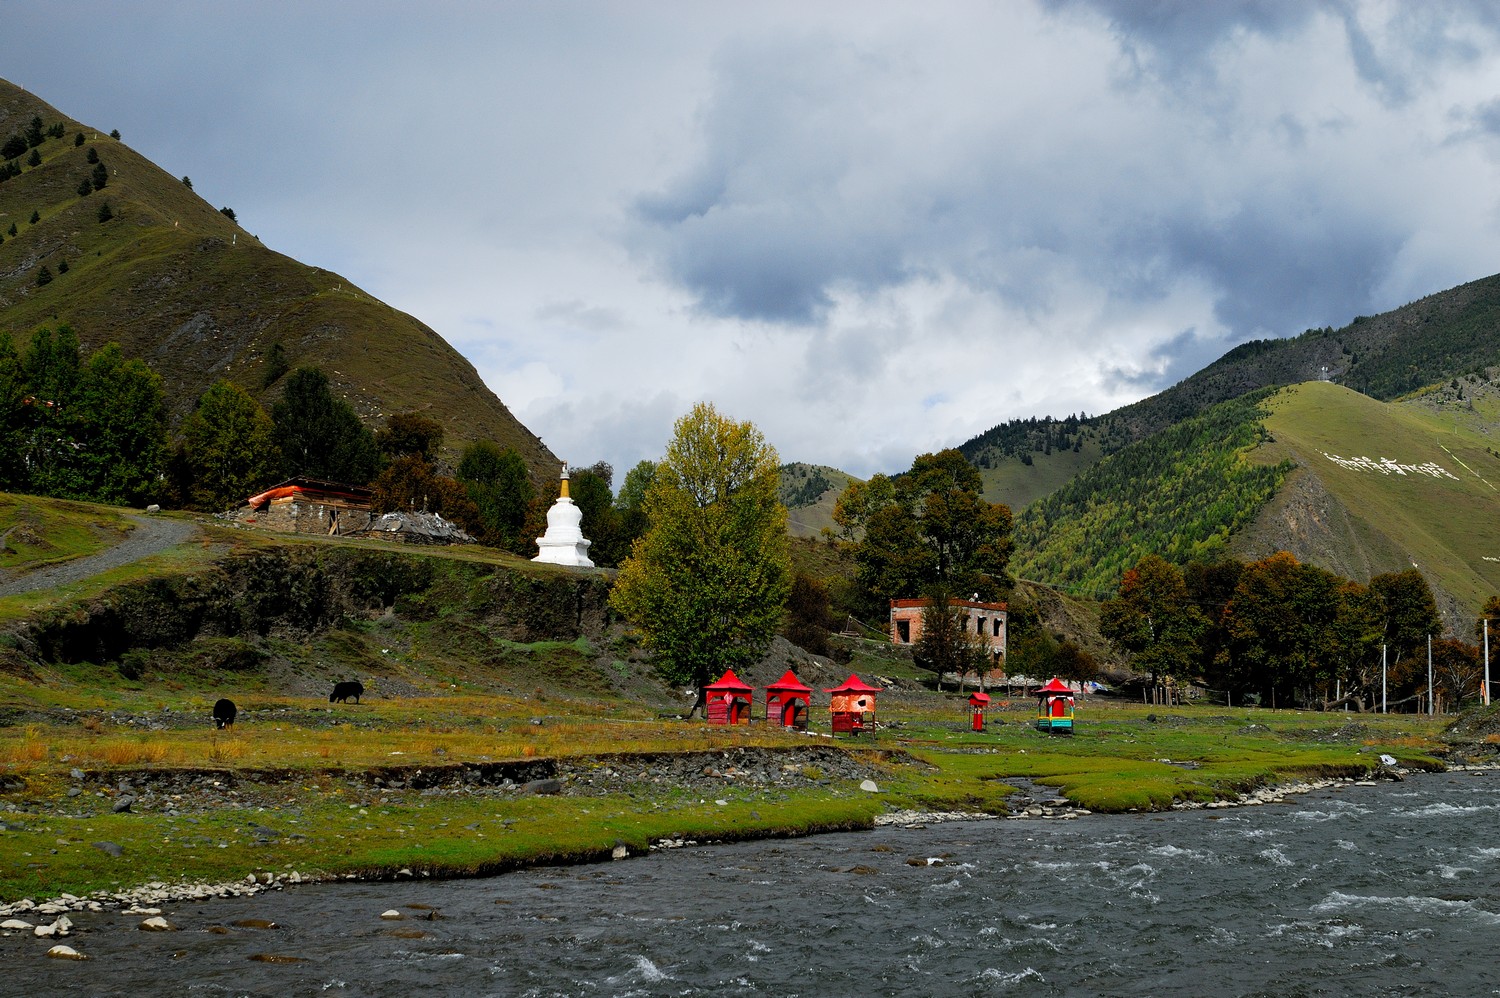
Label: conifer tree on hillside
xmin=457 ymin=439 xmax=534 ymax=550
xmin=270 ymin=366 xmax=379 ymax=485
xmin=175 ymin=380 xmax=280 ymax=511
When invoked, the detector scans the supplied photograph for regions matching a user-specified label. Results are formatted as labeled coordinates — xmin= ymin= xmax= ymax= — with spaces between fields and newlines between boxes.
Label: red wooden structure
xmin=968 ymin=690 xmax=991 ymax=732
xmin=1034 ymin=677 xmax=1075 ymax=734
xmin=765 ymin=669 xmax=811 ymax=730
xmin=825 ymin=674 xmax=880 ymax=736
xmin=705 ymin=669 xmax=753 ymax=725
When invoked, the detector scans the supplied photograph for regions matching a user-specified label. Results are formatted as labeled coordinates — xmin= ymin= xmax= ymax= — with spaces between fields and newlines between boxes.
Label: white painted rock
xmin=46 ymin=944 xmax=87 ymax=960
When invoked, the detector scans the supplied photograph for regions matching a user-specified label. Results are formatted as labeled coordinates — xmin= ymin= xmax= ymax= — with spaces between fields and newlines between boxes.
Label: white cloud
xmin=4 ymin=1 xmax=1500 ymax=480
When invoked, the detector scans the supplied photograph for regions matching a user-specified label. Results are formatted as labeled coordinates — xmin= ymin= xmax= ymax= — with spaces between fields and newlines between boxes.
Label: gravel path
xmin=0 ymin=515 xmax=197 ymax=597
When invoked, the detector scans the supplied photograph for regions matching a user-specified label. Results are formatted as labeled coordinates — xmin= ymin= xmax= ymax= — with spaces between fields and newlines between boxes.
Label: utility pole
xmin=1485 ymin=618 xmax=1491 ymax=708
xmin=1427 ymin=634 xmax=1434 ymax=716
xmin=1381 ymin=644 xmax=1387 ymax=714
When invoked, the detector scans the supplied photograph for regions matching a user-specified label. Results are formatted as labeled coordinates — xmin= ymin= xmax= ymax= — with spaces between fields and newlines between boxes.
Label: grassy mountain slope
xmin=1241 ymin=380 xmax=1500 ymax=619
xmin=778 ymin=463 xmax=858 ymax=538
xmin=0 ymin=79 xmax=555 ymax=475
xmin=1094 ymin=274 xmax=1500 ymax=447
xmin=977 ymin=440 xmax=1104 ymax=512
xmin=1010 ymin=391 xmax=1292 ymax=596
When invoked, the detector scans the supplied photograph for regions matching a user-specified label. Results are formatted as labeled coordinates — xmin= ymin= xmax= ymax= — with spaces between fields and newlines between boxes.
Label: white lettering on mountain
xmin=1320 ymin=452 xmax=1460 ymax=480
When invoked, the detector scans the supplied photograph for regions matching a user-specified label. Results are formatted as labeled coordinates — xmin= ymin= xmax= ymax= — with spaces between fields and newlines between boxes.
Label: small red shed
xmin=825 ymin=673 xmax=881 ymax=736
xmin=705 ymin=669 xmax=753 ymax=725
xmin=968 ymin=690 xmax=991 ymax=732
xmin=765 ymin=669 xmax=812 ymax=730
xmin=1034 ymin=677 xmax=1075 ymax=735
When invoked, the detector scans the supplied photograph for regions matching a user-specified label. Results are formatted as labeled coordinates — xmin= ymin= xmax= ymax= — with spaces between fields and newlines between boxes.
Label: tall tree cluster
xmin=0 ymin=326 xmax=166 ymax=506
xmin=1102 ymin=551 xmax=1454 ymax=710
xmin=831 ymin=448 xmax=1013 ymax=619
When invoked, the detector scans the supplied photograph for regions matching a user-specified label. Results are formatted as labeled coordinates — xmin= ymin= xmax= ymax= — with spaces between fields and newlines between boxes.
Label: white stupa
xmin=532 ymin=464 xmax=594 ymax=568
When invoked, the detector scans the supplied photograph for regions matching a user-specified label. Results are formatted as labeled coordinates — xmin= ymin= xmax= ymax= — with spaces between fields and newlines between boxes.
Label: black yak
xmin=330 ymin=680 xmax=364 ymax=704
xmin=212 ymin=698 xmax=237 ymax=729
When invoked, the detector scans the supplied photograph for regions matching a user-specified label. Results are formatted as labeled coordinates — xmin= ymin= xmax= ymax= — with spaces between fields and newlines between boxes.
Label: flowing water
xmin=4 ymin=771 xmax=1499 ymax=997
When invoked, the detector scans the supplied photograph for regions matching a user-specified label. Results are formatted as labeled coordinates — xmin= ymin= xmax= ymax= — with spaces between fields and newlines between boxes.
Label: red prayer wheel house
xmin=765 ymin=669 xmax=811 ymax=730
xmin=825 ymin=673 xmax=881 ymax=736
xmin=1034 ymin=677 xmax=1075 ymax=735
xmin=704 ymin=669 xmax=753 ymax=725
xmin=968 ymin=691 xmax=991 ymax=732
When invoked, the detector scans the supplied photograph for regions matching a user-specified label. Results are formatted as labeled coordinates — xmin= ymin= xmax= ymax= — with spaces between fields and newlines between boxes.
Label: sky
xmin=4 ymin=1 xmax=1500 ymax=480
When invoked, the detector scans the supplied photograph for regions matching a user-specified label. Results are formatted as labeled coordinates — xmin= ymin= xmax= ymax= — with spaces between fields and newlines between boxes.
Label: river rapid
xmin=3 ymin=770 xmax=1498 ymax=997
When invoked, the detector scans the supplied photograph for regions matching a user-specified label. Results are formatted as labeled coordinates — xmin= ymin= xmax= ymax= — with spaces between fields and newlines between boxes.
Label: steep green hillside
xmin=1243 ymin=381 xmax=1500 ymax=617
xmin=778 ymin=463 xmax=858 ymax=538
xmin=1010 ymin=391 xmax=1292 ymax=594
xmin=977 ymin=440 xmax=1105 ymax=511
xmin=0 ymin=80 xmax=555 ymax=475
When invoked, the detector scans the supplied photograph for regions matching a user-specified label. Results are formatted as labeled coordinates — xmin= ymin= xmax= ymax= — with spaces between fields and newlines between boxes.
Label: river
xmin=3 ymin=770 xmax=1498 ymax=997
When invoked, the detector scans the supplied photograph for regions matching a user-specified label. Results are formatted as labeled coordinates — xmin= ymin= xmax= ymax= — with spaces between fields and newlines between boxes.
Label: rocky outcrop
xmin=6 ymin=546 xmax=613 ymax=671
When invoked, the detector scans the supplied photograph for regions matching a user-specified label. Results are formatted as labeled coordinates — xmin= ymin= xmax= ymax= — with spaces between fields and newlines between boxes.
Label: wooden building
xmin=244 ymin=476 xmax=375 ymax=536
xmin=765 ymin=669 xmax=811 ymax=730
xmin=705 ymin=669 xmax=753 ymax=725
xmin=825 ymin=673 xmax=881 ymax=736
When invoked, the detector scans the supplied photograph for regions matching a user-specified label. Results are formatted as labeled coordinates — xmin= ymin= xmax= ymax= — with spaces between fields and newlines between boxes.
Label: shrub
xmin=110 ymin=129 xmax=120 ymax=140
xmin=73 ymin=132 xmax=84 ymax=147
xmin=1 ymin=134 xmax=26 ymax=159
xmin=76 ymin=177 xmax=93 ymax=198
xmin=26 ymin=149 xmax=39 ymax=168
xmin=58 ymin=258 xmax=69 ymax=274
xmin=28 ymin=210 xmax=39 ymax=224
xmin=96 ymin=201 xmax=113 ymax=223
xmin=91 ymin=162 xmax=107 ymax=191
xmin=85 ymin=146 xmax=98 ymax=164
xmin=6 ymin=223 xmax=15 ymax=236
xmin=181 ymin=175 xmax=192 ymax=189
xmin=220 ymin=206 xmax=236 ymax=222
xmin=35 ymin=265 xmax=51 ymax=287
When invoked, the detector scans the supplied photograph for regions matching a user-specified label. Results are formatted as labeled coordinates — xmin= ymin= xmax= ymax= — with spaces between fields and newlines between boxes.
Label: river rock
xmin=1 ymin=919 xmax=33 ymax=930
xmin=138 ymin=916 xmax=175 ymax=931
xmin=379 ymin=910 xmax=404 ymax=920
xmin=46 ymin=944 xmax=87 ymax=960
xmin=34 ymin=915 xmax=70 ymax=937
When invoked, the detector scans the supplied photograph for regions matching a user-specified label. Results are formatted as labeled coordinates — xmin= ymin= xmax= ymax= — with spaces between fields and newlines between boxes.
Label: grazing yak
xmin=330 ymin=680 xmax=365 ymax=704
xmin=212 ymin=698 xmax=237 ymax=729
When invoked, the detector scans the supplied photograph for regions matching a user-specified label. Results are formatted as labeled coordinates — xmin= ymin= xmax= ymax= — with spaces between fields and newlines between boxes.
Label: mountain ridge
xmin=0 ymin=78 xmax=557 ymax=477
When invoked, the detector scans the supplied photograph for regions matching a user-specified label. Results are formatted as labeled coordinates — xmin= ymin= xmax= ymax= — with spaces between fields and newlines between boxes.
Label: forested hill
xmin=961 ymin=271 xmax=1500 ymax=491
xmin=0 ymin=79 xmax=556 ymax=474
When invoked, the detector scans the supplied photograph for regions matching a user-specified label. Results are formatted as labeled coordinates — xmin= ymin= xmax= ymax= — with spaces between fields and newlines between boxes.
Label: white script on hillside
xmin=1320 ymin=453 xmax=1460 ymax=480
